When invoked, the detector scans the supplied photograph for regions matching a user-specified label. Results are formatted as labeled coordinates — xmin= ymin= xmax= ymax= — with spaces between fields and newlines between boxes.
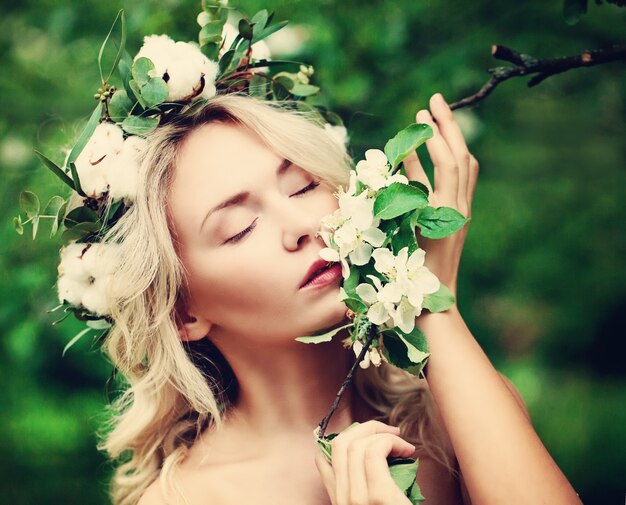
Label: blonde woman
xmin=99 ymin=91 xmax=582 ymax=505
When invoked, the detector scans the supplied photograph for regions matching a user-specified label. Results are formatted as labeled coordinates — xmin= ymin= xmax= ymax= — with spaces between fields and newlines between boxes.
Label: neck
xmin=210 ymin=328 xmax=368 ymax=438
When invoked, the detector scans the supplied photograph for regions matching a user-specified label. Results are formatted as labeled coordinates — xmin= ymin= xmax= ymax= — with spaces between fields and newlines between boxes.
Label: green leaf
xmin=51 ymin=199 xmax=67 ymax=237
xmin=563 ymin=0 xmax=587 ymax=25
xmin=407 ymin=179 xmax=430 ymax=198
xmin=252 ymin=19 xmax=288 ymax=44
xmin=384 ymin=123 xmax=433 ymax=170
xmin=67 ymin=102 xmax=104 ymax=166
xmin=295 ymin=322 xmax=354 ymax=344
xmin=200 ymin=20 xmax=226 ymax=45
xmin=140 ymin=77 xmax=169 ymax=108
xmin=274 ymin=73 xmax=295 ymax=90
xmin=68 ymin=162 xmax=86 ymax=197
xmin=98 ymin=9 xmax=126 ymax=83
xmin=291 ymin=83 xmax=320 ymax=97
xmin=391 ymin=212 xmax=418 ymax=255
xmin=31 ymin=215 xmax=40 ymax=240
xmin=389 ymin=458 xmax=419 ymax=493
xmin=108 ymin=89 xmax=134 ymax=121
xmin=19 ymin=191 xmax=40 ymax=219
xmin=238 ymin=18 xmax=253 ymax=40
xmin=344 ymin=297 xmax=367 ymax=314
xmin=43 ymin=195 xmax=65 ymax=216
xmin=121 ymin=116 xmax=159 ymax=135
xmin=34 ymin=150 xmax=75 ymax=189
xmin=271 ymin=78 xmax=290 ymax=100
xmin=408 ymin=480 xmax=426 ymax=504
xmin=132 ymin=57 xmax=155 ymax=87
xmin=416 ymin=206 xmax=468 ymax=239
xmin=374 ymin=182 xmax=429 ymax=220
xmin=61 ymin=221 xmax=101 ymax=243
xmin=13 ymin=216 xmax=24 ymax=235
xmin=62 ymin=327 xmax=93 ymax=356
xmin=381 ymin=327 xmax=429 ymax=377
xmin=343 ymin=267 xmax=361 ymax=297
xmin=64 ymin=206 xmax=99 ymax=227
xmin=249 ymin=73 xmax=269 ymax=98
xmin=423 ymin=283 xmax=455 ymax=313
xmin=86 ymin=319 xmax=112 ymax=330
xmin=219 ymin=49 xmax=236 ymax=74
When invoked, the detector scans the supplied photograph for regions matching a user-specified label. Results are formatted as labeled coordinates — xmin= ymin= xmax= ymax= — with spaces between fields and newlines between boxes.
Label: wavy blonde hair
xmin=98 ymin=93 xmax=457 ymax=505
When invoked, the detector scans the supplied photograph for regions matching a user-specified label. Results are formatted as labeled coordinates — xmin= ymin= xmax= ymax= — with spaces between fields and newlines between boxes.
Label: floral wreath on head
xmin=16 ymin=2 xmax=468 ymax=503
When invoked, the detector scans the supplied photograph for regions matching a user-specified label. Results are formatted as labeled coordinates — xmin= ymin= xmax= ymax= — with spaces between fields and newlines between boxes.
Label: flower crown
xmin=15 ymin=2 xmax=349 ymax=351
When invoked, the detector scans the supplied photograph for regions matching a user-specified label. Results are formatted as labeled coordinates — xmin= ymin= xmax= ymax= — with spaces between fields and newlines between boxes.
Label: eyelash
xmin=223 ymin=181 xmax=320 ymax=244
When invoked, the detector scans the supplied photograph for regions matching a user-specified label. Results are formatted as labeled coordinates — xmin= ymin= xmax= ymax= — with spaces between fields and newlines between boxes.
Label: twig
xmin=317 ymin=325 xmax=378 ymax=438
xmin=450 ymin=43 xmax=626 ymax=110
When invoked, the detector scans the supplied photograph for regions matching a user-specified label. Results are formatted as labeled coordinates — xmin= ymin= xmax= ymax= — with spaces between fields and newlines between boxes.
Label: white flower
xmin=57 ymin=242 xmax=119 ymax=316
xmin=134 ymin=34 xmax=219 ymax=101
xmin=75 ymin=124 xmax=146 ymax=200
xmin=355 ymin=149 xmax=408 ymax=191
xmin=75 ymin=123 xmax=125 ymax=197
xmin=352 ymin=339 xmax=383 ymax=369
xmin=107 ymin=136 xmax=146 ymax=201
xmin=324 ymin=123 xmax=349 ymax=148
xmin=318 ymin=184 xmax=385 ymax=278
xmin=355 ymin=274 xmax=400 ymax=327
xmin=370 ymin=247 xmax=440 ymax=333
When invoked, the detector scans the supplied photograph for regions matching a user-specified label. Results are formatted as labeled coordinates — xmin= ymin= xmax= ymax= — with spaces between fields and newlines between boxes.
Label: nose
xmin=281 ymin=208 xmax=325 ymax=252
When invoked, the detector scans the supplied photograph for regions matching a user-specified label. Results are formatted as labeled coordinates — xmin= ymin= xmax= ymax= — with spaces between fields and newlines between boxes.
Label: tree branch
xmin=450 ymin=43 xmax=626 ymax=110
xmin=317 ymin=325 xmax=378 ymax=438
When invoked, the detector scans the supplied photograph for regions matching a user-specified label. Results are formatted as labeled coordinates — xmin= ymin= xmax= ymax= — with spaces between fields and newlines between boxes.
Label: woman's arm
xmin=404 ymin=93 xmax=582 ymax=504
xmin=417 ymin=309 xmax=582 ymax=505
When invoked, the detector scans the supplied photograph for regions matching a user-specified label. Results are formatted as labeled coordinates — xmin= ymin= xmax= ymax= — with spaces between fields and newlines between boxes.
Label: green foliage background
xmin=1 ymin=0 xmax=624 ymax=503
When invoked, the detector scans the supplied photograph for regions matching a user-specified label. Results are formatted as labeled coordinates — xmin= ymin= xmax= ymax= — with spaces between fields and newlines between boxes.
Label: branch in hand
xmin=450 ymin=43 xmax=626 ymax=110
xmin=317 ymin=325 xmax=378 ymax=438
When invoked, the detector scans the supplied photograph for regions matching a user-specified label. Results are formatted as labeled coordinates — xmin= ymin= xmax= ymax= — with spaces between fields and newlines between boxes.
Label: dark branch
xmin=450 ymin=43 xmax=626 ymax=110
xmin=317 ymin=325 xmax=378 ymax=438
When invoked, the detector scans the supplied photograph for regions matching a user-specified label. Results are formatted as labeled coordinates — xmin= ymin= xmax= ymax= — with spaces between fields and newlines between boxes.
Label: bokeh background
xmin=1 ymin=0 xmax=625 ymax=503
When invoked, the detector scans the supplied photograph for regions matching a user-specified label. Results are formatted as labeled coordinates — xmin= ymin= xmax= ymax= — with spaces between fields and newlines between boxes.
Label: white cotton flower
xmin=324 ymin=123 xmax=349 ymax=148
xmin=355 ymin=149 xmax=409 ymax=191
xmin=75 ymin=122 xmax=125 ymax=198
xmin=135 ymin=34 xmax=219 ymax=101
xmin=57 ymin=242 xmax=119 ymax=316
xmin=107 ymin=136 xmax=146 ymax=201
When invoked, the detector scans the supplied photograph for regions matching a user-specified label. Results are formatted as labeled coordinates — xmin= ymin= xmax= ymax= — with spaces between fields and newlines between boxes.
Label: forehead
xmin=174 ymin=121 xmax=280 ymax=185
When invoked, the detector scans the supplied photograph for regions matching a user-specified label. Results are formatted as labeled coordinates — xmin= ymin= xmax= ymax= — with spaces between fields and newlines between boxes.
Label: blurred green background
xmin=1 ymin=0 xmax=624 ymax=503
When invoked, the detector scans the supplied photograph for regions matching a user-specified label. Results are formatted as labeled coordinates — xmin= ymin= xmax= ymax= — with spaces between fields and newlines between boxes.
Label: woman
xmin=100 ymin=91 xmax=583 ymax=505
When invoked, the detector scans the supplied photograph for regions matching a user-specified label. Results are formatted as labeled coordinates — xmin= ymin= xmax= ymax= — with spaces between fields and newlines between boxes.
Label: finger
xmin=403 ymin=150 xmax=433 ymax=195
xmin=331 ymin=421 xmax=400 ymax=505
xmin=467 ymin=153 xmax=479 ymax=216
xmin=430 ymin=93 xmax=471 ymax=215
xmin=315 ymin=451 xmax=338 ymax=505
xmin=416 ymin=108 xmax=459 ymax=208
xmin=346 ymin=437 xmax=369 ymax=505
xmin=363 ymin=435 xmax=416 ymax=503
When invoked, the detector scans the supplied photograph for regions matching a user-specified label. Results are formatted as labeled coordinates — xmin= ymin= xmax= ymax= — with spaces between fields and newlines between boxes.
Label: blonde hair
xmin=98 ymin=93 xmax=456 ymax=505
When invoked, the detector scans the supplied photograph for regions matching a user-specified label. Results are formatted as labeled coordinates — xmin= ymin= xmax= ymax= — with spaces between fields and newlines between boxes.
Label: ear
xmin=177 ymin=306 xmax=212 ymax=342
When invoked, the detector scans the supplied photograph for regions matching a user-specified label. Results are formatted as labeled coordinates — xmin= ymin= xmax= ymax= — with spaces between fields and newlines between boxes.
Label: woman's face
xmin=168 ymin=121 xmax=347 ymax=345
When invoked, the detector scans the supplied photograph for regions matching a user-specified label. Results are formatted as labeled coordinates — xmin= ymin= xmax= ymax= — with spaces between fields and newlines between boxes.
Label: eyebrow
xmin=200 ymin=158 xmax=292 ymax=231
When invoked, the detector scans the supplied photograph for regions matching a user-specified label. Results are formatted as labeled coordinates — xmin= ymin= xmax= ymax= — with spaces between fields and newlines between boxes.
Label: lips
xmin=300 ymin=258 xmax=335 ymax=288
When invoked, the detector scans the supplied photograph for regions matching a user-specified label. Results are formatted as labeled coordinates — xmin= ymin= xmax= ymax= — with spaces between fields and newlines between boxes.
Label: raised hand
xmin=314 ymin=420 xmax=416 ymax=505
xmin=403 ymin=93 xmax=479 ymax=300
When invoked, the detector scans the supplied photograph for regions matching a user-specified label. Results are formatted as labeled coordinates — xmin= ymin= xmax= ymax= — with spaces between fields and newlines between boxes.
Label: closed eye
xmin=223 ymin=217 xmax=259 ymax=244
xmin=290 ymin=180 xmax=320 ymax=197
xmin=223 ymin=181 xmax=320 ymax=244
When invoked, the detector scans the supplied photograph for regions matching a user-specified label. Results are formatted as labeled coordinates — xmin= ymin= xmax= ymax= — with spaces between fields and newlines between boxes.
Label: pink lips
xmin=299 ymin=262 xmax=342 ymax=289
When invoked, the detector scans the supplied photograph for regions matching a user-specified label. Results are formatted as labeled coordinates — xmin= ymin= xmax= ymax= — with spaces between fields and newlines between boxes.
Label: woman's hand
xmin=403 ymin=93 xmax=479 ymax=300
xmin=314 ymin=420 xmax=416 ymax=505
